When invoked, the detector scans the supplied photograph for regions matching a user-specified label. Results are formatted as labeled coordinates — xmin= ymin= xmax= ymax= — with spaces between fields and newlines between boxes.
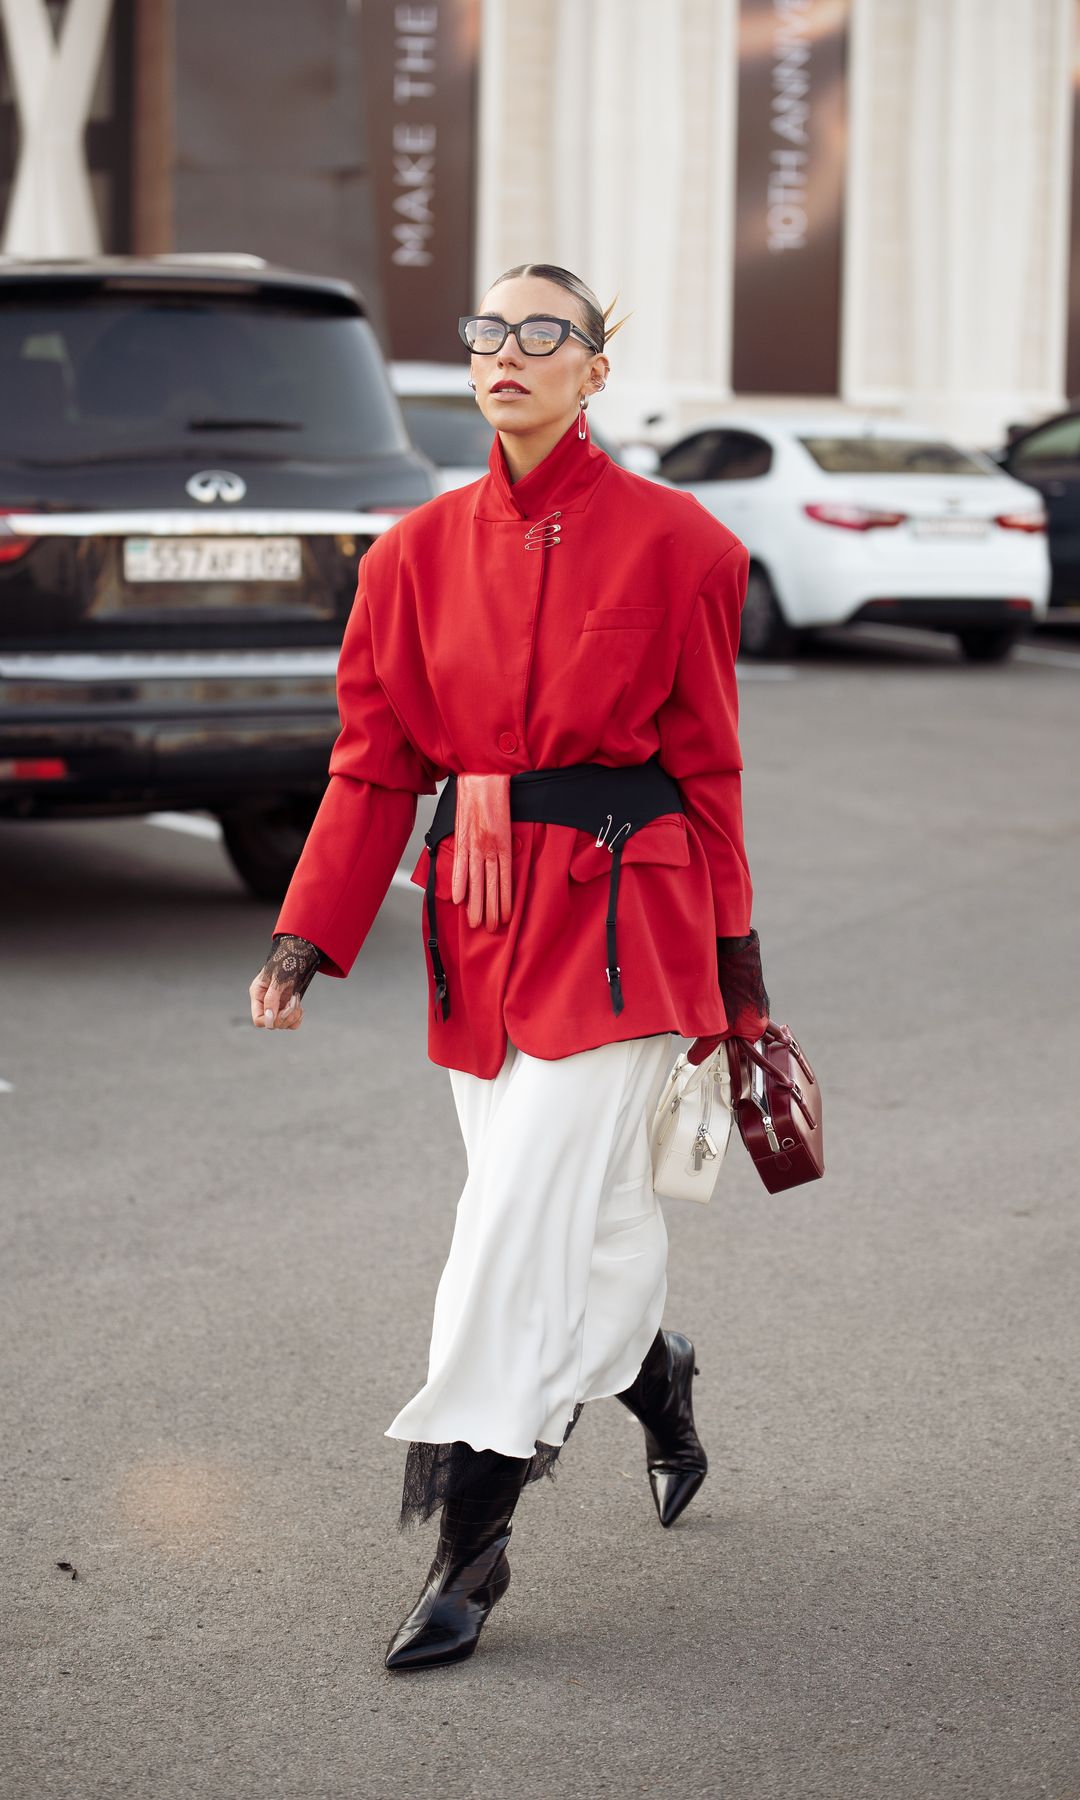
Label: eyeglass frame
xmin=458 ymin=314 xmax=601 ymax=357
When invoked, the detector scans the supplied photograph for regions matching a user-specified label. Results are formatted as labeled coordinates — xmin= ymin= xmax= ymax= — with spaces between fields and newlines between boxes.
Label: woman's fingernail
xmin=264 ymin=1011 xmax=274 ymax=1027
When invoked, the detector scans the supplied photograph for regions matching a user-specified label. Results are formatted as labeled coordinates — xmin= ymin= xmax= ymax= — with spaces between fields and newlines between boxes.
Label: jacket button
xmin=498 ymin=731 xmax=518 ymax=754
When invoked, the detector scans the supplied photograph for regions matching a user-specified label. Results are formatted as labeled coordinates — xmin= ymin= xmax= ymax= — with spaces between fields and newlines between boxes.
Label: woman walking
xmin=248 ymin=264 xmax=770 ymax=1671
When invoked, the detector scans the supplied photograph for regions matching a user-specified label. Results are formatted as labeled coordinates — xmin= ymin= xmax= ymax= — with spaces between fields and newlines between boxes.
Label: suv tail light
xmin=806 ymin=504 xmax=907 ymax=529
xmin=995 ymin=511 xmax=1046 ymax=533
xmin=0 ymin=509 xmax=36 ymax=565
xmin=0 ymin=758 xmax=68 ymax=780
xmin=804 ymin=502 xmax=907 ymax=532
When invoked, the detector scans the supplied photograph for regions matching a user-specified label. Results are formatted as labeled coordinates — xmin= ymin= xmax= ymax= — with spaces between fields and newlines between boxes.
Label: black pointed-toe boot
xmin=615 ymin=1329 xmax=708 ymax=1528
xmin=385 ymin=1448 xmax=529 ymax=1672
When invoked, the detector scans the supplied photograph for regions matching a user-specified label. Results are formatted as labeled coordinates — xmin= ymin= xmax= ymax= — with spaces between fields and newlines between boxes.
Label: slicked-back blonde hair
xmin=489 ymin=263 xmax=628 ymax=350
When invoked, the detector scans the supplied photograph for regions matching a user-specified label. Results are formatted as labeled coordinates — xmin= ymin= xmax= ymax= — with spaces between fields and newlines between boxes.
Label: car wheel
xmin=957 ymin=628 xmax=1022 ymax=664
xmin=218 ymin=795 xmax=320 ymax=902
xmin=739 ymin=566 xmax=797 ymax=660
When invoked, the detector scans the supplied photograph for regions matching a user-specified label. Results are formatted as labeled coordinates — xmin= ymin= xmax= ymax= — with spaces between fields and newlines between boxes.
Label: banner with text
xmin=361 ymin=0 xmax=480 ymax=364
xmin=731 ymin=0 xmax=849 ymax=395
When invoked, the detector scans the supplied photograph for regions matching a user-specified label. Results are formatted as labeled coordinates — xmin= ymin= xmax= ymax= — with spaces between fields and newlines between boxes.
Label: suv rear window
xmin=0 ymin=289 xmax=409 ymax=463
xmin=799 ymin=436 xmax=991 ymax=476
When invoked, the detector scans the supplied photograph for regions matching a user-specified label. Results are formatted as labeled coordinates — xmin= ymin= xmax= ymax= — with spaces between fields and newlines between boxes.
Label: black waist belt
xmin=423 ymin=756 xmax=684 ymax=1023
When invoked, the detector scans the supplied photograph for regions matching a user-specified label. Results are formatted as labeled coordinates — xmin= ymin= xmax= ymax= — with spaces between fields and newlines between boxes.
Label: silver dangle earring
xmin=467 ymin=378 xmax=477 ymax=394
xmin=577 ymin=397 xmax=588 ymax=440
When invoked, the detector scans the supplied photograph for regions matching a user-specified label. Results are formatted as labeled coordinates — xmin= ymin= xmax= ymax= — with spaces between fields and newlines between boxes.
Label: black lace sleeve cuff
xmin=716 ymin=928 xmax=770 ymax=1041
xmin=261 ymin=932 xmax=325 ymax=1002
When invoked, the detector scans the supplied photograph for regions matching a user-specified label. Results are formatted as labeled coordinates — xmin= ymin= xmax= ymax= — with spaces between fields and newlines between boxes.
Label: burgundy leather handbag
xmin=729 ymin=1023 xmax=824 ymax=1193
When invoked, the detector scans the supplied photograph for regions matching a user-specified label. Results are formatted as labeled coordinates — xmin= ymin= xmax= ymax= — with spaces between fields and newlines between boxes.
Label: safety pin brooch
xmin=595 ymin=814 xmax=631 ymax=853
xmin=524 ymin=510 xmax=562 ymax=550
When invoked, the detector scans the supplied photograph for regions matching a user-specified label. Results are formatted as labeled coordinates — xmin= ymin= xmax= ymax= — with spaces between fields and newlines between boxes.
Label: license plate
xmin=909 ymin=518 xmax=990 ymax=540
xmin=123 ymin=537 xmax=303 ymax=582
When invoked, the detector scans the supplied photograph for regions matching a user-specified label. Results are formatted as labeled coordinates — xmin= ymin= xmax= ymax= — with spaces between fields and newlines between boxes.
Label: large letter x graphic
xmin=0 ymin=0 xmax=115 ymax=255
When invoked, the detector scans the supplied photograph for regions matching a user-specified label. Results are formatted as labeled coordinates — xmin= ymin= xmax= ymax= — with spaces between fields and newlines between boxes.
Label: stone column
xmin=841 ymin=0 xmax=1074 ymax=441
xmin=476 ymin=0 xmax=741 ymax=440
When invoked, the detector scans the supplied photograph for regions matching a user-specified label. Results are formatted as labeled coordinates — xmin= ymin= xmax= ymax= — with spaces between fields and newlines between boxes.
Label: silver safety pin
xmin=595 ymin=815 xmax=631 ymax=853
xmin=524 ymin=510 xmax=562 ymax=550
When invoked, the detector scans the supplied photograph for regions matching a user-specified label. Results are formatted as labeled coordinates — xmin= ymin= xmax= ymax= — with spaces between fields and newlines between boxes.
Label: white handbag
xmin=649 ymin=1042 xmax=735 ymax=1203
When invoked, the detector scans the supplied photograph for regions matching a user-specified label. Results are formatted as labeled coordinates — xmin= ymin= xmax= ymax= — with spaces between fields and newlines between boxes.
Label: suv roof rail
xmin=151 ymin=252 xmax=269 ymax=269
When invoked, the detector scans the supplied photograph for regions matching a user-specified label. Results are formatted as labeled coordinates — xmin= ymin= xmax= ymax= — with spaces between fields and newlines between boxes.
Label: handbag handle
xmin=762 ymin=1021 xmax=815 ymax=1081
xmin=735 ymin=1023 xmax=816 ymax=1086
xmin=732 ymin=1027 xmax=818 ymax=1131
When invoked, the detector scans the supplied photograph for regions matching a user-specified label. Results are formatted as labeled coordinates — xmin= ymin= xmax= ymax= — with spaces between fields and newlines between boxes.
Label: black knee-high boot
xmin=615 ymin=1329 xmax=708 ymax=1528
xmin=385 ymin=1446 xmax=530 ymax=1671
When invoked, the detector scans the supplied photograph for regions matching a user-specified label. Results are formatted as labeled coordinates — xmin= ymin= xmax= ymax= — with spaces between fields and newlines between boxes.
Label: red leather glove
xmin=451 ymin=772 xmax=513 ymax=931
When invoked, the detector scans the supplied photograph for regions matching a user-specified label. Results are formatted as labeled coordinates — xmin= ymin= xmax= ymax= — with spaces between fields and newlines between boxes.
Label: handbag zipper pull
xmin=691 ymin=1130 xmax=716 ymax=1173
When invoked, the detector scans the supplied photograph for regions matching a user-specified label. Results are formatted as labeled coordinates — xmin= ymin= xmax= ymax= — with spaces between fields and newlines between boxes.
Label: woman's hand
xmin=451 ymin=772 xmax=513 ymax=931
xmin=249 ymin=934 xmax=323 ymax=1030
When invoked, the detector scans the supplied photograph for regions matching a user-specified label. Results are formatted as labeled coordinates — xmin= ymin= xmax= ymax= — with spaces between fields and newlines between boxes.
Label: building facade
xmin=0 ymin=0 xmax=1076 ymax=447
xmin=477 ymin=0 xmax=1077 ymax=446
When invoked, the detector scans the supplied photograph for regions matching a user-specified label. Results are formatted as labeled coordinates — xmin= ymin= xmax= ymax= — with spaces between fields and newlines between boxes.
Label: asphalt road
xmin=3 ymin=625 xmax=1079 ymax=1800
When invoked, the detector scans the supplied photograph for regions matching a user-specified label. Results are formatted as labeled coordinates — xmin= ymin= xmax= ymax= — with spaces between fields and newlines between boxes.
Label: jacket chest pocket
xmin=575 ymin=606 xmax=668 ymax=697
xmin=581 ymin=605 xmax=666 ymax=633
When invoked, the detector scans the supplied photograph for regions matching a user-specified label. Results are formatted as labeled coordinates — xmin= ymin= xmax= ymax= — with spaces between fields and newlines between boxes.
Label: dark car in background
xmin=0 ymin=255 xmax=437 ymax=897
xmin=999 ymin=408 xmax=1080 ymax=610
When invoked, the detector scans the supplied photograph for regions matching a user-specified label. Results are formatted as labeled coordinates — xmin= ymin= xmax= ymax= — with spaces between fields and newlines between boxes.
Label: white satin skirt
xmin=384 ymin=1033 xmax=677 ymax=1459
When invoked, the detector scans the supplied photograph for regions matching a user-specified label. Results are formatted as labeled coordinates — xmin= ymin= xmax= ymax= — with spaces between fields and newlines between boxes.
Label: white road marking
xmin=1015 ymin=646 xmax=1080 ymax=671
xmin=144 ymin=810 xmax=421 ymax=888
xmin=146 ymin=811 xmax=223 ymax=840
xmin=820 ymin=622 xmax=1080 ymax=670
xmin=146 ymin=810 xmax=421 ymax=892
xmin=0 ymin=649 xmax=340 ymax=681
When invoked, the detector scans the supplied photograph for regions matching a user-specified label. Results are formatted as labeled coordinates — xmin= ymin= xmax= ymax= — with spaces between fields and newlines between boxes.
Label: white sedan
xmin=656 ymin=416 xmax=1050 ymax=661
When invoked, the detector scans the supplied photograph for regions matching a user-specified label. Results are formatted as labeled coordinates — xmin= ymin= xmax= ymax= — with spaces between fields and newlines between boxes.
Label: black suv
xmin=0 ymin=255 xmax=436 ymax=896
xmin=999 ymin=408 xmax=1080 ymax=609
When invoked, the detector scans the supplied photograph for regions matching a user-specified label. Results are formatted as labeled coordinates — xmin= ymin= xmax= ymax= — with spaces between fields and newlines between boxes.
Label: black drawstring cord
xmin=605 ymin=840 xmax=625 ymax=1016
xmin=423 ymin=828 xmax=450 ymax=1022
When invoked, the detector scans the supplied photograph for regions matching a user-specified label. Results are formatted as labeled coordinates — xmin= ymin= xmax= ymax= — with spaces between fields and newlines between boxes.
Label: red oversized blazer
xmin=274 ymin=418 xmax=757 ymax=1079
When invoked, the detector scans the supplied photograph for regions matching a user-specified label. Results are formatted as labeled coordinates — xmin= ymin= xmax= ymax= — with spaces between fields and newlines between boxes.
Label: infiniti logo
xmin=186 ymin=469 xmax=247 ymax=504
